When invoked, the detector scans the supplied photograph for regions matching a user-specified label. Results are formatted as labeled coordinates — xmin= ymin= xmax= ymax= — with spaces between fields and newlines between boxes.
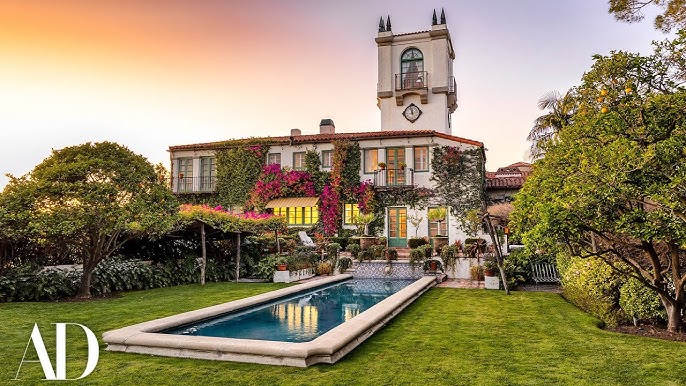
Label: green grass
xmin=1 ymin=283 xmax=685 ymax=385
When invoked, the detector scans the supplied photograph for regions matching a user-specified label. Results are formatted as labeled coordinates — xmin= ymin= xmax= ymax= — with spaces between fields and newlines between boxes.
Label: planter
xmin=484 ymin=275 xmax=499 ymax=290
xmin=431 ymin=236 xmax=449 ymax=254
xmin=276 ymin=264 xmax=288 ymax=271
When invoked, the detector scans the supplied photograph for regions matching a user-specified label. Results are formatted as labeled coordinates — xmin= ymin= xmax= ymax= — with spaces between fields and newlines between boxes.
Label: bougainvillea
xmin=320 ymin=185 xmax=341 ymax=235
xmin=355 ymin=180 xmax=376 ymax=214
xmin=246 ymin=164 xmax=316 ymax=211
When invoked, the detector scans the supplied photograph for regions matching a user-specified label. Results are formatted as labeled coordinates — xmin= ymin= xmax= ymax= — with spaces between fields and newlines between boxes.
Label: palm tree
xmin=527 ymin=89 xmax=576 ymax=160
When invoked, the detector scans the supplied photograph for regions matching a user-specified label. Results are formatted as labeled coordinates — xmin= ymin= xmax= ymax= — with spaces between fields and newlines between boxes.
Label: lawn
xmin=2 ymin=282 xmax=685 ymax=385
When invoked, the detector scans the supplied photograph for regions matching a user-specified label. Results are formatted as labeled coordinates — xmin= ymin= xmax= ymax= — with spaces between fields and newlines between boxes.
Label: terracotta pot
xmin=276 ymin=264 xmax=288 ymax=271
xmin=483 ymin=268 xmax=496 ymax=277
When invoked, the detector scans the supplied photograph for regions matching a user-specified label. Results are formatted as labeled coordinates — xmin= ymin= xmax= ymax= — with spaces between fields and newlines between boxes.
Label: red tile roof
xmin=486 ymin=176 xmax=527 ymax=189
xmin=169 ymin=130 xmax=483 ymax=151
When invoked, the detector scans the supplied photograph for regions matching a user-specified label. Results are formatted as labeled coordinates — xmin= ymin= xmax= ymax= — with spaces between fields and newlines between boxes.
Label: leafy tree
xmin=527 ymin=90 xmax=577 ymax=160
xmin=0 ymin=142 xmax=179 ymax=298
xmin=608 ymin=0 xmax=686 ymax=32
xmin=511 ymin=33 xmax=686 ymax=331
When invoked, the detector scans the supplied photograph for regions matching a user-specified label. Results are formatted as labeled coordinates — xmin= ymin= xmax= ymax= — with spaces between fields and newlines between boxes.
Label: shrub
xmin=502 ymin=249 xmax=555 ymax=288
xmin=337 ymin=256 xmax=353 ymax=272
xmin=328 ymin=237 xmax=350 ymax=250
xmin=619 ymin=278 xmax=666 ymax=323
xmin=408 ymin=237 xmax=428 ymax=249
xmin=470 ymin=265 xmax=484 ymax=281
xmin=317 ymin=262 xmax=333 ymax=275
xmin=385 ymin=249 xmax=398 ymax=261
xmin=346 ymin=244 xmax=361 ymax=260
xmin=559 ymin=254 xmax=627 ymax=327
xmin=369 ymin=245 xmax=386 ymax=260
xmin=418 ymin=244 xmax=434 ymax=258
xmin=377 ymin=236 xmax=388 ymax=246
xmin=440 ymin=244 xmax=461 ymax=272
xmin=254 ymin=254 xmax=280 ymax=280
xmin=409 ymin=248 xmax=425 ymax=268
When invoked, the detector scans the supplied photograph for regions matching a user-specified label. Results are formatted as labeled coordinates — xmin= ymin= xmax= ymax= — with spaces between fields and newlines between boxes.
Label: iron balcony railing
xmin=395 ymin=71 xmax=428 ymax=91
xmin=373 ymin=168 xmax=414 ymax=188
xmin=171 ymin=176 xmax=217 ymax=193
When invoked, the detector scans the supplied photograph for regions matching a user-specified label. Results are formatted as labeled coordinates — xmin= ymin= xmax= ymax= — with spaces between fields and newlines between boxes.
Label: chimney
xmin=319 ymin=119 xmax=335 ymax=135
xmin=290 ymin=128 xmax=301 ymax=136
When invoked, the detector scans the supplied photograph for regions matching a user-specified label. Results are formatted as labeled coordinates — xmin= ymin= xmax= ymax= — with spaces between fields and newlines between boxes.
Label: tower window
xmin=400 ymin=48 xmax=425 ymax=89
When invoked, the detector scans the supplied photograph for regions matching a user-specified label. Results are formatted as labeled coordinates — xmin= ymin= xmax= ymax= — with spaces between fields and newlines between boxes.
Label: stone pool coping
xmin=102 ymin=274 xmax=437 ymax=367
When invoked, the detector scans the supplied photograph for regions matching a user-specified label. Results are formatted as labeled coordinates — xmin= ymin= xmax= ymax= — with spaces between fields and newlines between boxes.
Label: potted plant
xmin=398 ymin=161 xmax=407 ymax=170
xmin=275 ymin=256 xmax=288 ymax=271
xmin=423 ymin=259 xmax=444 ymax=273
xmin=483 ymin=259 xmax=499 ymax=289
xmin=385 ymin=248 xmax=398 ymax=261
xmin=337 ymin=256 xmax=353 ymax=272
xmin=427 ymin=207 xmax=449 ymax=253
xmin=378 ymin=162 xmax=387 ymax=170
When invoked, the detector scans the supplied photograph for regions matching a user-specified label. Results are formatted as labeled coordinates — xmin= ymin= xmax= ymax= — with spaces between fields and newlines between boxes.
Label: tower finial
xmin=378 ymin=16 xmax=386 ymax=32
xmin=386 ymin=15 xmax=391 ymax=31
xmin=440 ymin=8 xmax=446 ymax=24
xmin=432 ymin=9 xmax=438 ymax=25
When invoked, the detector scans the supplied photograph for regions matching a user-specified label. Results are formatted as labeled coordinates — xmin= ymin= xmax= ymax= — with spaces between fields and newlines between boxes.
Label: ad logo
xmin=14 ymin=323 xmax=99 ymax=381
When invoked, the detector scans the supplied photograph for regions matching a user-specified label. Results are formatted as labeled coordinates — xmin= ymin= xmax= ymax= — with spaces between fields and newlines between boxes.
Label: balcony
xmin=395 ymin=71 xmax=428 ymax=91
xmin=171 ymin=176 xmax=217 ymax=194
xmin=373 ymin=168 xmax=415 ymax=189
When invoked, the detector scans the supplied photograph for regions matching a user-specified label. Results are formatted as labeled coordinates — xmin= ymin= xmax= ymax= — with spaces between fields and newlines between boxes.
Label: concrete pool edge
xmin=102 ymin=275 xmax=437 ymax=367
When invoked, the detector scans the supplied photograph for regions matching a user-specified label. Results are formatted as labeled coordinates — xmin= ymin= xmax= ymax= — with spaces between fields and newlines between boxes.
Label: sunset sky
xmin=0 ymin=0 xmax=669 ymax=187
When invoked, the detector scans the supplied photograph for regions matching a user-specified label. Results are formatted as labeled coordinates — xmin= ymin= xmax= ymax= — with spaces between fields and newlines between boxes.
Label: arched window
xmin=400 ymin=48 xmax=425 ymax=89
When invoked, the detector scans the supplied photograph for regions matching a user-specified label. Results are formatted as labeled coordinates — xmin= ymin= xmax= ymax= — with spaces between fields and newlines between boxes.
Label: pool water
xmin=163 ymin=279 xmax=415 ymax=343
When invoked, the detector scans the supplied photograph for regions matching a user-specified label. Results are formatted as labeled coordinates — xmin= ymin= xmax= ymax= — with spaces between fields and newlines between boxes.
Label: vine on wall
xmin=430 ymin=146 xmax=486 ymax=232
xmin=245 ymin=164 xmax=316 ymax=211
xmin=215 ymin=141 xmax=270 ymax=207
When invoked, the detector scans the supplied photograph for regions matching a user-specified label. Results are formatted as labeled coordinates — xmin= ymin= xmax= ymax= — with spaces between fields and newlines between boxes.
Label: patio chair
xmin=298 ymin=231 xmax=316 ymax=248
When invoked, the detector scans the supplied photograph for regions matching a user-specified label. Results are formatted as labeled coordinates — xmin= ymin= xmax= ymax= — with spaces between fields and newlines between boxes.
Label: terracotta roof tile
xmin=486 ymin=176 xmax=526 ymax=189
xmin=169 ymin=130 xmax=483 ymax=151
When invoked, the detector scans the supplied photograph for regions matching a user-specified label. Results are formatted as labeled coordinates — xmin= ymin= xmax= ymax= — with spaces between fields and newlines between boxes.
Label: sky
xmin=0 ymin=0 xmax=670 ymax=188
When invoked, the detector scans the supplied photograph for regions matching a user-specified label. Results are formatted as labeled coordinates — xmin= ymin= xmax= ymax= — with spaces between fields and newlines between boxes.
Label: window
xmin=414 ymin=146 xmax=429 ymax=171
xmin=273 ymin=206 xmax=319 ymax=226
xmin=322 ymin=150 xmax=333 ymax=168
xmin=199 ymin=157 xmax=216 ymax=191
xmin=363 ymin=149 xmax=378 ymax=173
xmin=400 ymin=48 xmax=425 ymax=89
xmin=344 ymin=203 xmax=360 ymax=225
xmin=293 ymin=152 xmax=306 ymax=170
xmin=428 ymin=207 xmax=448 ymax=237
xmin=176 ymin=158 xmax=193 ymax=192
xmin=268 ymin=153 xmax=281 ymax=165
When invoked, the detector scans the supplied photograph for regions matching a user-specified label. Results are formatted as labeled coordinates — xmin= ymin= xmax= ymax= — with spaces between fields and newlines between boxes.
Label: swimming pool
xmin=103 ymin=274 xmax=438 ymax=367
xmin=163 ymin=278 xmax=415 ymax=343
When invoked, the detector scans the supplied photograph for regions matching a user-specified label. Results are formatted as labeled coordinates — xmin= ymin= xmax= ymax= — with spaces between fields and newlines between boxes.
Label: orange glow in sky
xmin=0 ymin=1 xmax=668 ymax=187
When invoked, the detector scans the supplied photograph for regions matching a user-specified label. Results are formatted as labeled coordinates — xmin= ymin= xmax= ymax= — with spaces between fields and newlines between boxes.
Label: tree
xmin=511 ymin=33 xmax=686 ymax=332
xmin=527 ymin=90 xmax=577 ymax=160
xmin=608 ymin=0 xmax=686 ymax=32
xmin=0 ymin=142 xmax=179 ymax=298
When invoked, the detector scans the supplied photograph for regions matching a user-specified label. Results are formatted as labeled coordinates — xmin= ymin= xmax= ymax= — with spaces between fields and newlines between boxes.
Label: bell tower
xmin=376 ymin=9 xmax=457 ymax=134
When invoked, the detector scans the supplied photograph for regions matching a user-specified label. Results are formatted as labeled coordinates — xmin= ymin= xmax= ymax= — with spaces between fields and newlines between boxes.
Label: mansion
xmin=168 ymin=10 xmax=493 ymax=247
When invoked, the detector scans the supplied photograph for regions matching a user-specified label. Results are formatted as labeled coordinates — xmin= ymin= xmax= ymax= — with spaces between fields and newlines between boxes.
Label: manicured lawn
xmin=2 ymin=282 xmax=685 ymax=385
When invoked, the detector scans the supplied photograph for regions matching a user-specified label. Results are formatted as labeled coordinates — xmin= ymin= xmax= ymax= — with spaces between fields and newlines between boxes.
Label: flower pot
xmin=359 ymin=236 xmax=377 ymax=251
xmin=483 ymin=268 xmax=495 ymax=277
xmin=276 ymin=264 xmax=288 ymax=271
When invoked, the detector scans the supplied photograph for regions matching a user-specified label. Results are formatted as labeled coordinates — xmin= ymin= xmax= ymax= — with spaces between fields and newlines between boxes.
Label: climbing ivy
xmin=430 ymin=146 xmax=485 ymax=231
xmin=305 ymin=149 xmax=330 ymax=193
xmin=215 ymin=141 xmax=270 ymax=207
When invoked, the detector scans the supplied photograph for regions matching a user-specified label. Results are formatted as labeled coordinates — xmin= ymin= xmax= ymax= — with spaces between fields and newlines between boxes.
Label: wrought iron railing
xmin=171 ymin=176 xmax=217 ymax=193
xmin=395 ymin=71 xmax=428 ymax=91
xmin=373 ymin=168 xmax=414 ymax=188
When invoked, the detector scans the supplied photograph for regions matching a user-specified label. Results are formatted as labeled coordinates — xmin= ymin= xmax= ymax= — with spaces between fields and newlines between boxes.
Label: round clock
xmin=403 ymin=103 xmax=422 ymax=123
